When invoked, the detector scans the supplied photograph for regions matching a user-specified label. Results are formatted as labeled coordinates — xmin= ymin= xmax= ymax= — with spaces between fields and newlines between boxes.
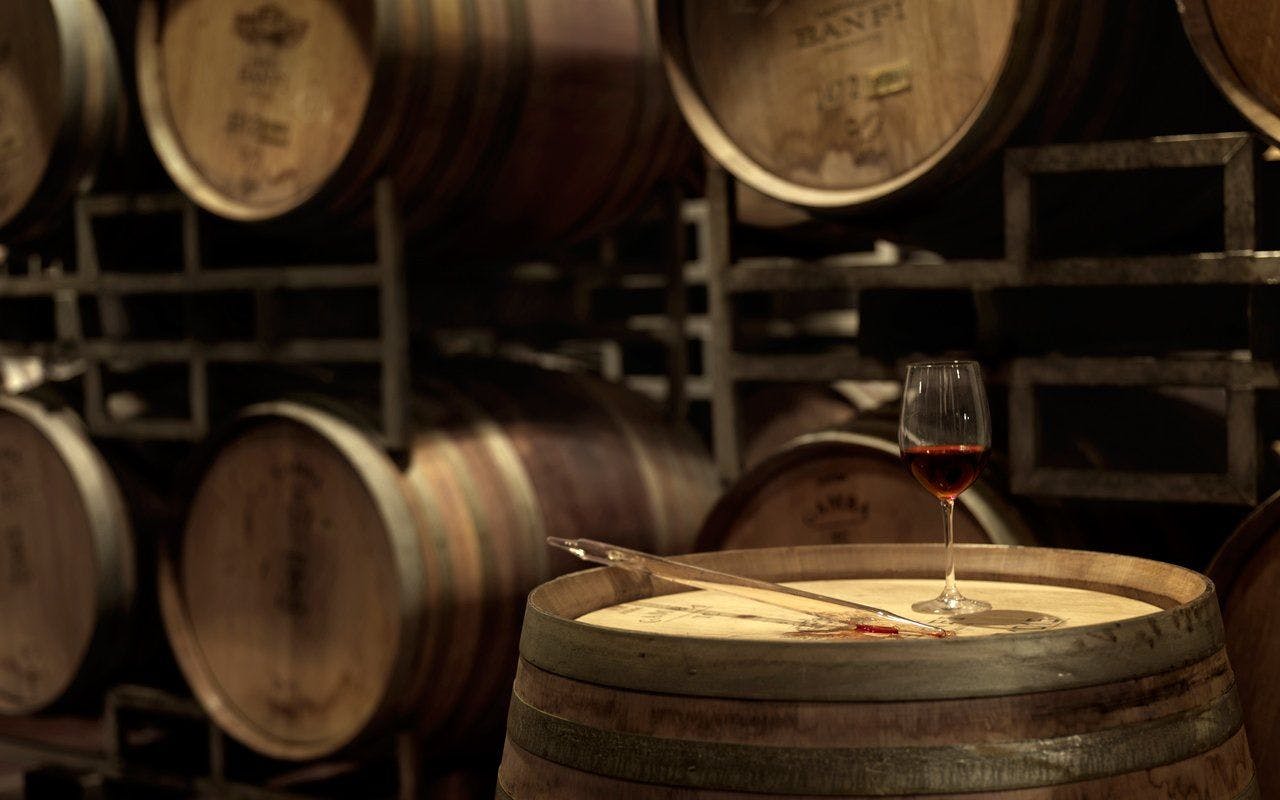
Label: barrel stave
xmin=164 ymin=366 xmax=719 ymax=760
xmin=0 ymin=0 xmax=122 ymax=241
xmin=136 ymin=0 xmax=687 ymax=248
xmin=0 ymin=397 xmax=136 ymax=714
xmin=499 ymin=544 xmax=1252 ymax=797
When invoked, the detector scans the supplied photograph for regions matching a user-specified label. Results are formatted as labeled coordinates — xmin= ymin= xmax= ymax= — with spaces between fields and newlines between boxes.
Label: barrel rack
xmin=703 ymin=131 xmax=1280 ymax=505
xmin=0 ymin=181 xmax=700 ymax=798
xmin=0 ymin=181 xmax=702 ymax=451
xmin=0 ymin=179 xmax=412 ymax=449
xmin=0 ymin=684 xmax=473 ymax=799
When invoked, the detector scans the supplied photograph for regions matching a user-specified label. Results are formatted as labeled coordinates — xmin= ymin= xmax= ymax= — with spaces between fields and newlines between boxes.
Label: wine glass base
xmin=912 ymin=595 xmax=991 ymax=615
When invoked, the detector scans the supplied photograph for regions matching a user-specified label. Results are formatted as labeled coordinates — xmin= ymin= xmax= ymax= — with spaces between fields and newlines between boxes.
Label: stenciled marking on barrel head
xmin=268 ymin=459 xmax=325 ymax=622
xmin=238 ymin=55 xmax=286 ymax=94
xmin=842 ymin=108 xmax=887 ymax=166
xmin=235 ymin=3 xmax=309 ymax=50
xmin=793 ymin=0 xmax=907 ymax=51
xmin=0 ymin=91 xmax=16 ymax=215
xmin=0 ymin=76 xmax=23 ymax=195
xmin=246 ymin=458 xmax=329 ymax=625
xmin=3 ymin=525 xmax=30 ymax=588
xmin=225 ymin=110 xmax=290 ymax=149
xmin=817 ymin=73 xmax=861 ymax=112
xmin=220 ymin=4 xmax=310 ymax=202
xmin=0 ymin=447 xmax=31 ymax=588
xmin=800 ymin=472 xmax=871 ymax=537
xmin=0 ymin=647 xmax=45 ymax=704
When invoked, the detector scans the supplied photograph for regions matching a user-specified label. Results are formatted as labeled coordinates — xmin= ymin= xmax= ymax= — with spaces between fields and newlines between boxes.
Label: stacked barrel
xmin=1 ymin=0 xmax=722 ymax=784
xmin=0 ymin=0 xmax=122 ymax=242
xmin=10 ymin=0 xmax=1280 ymax=796
xmin=163 ymin=365 xmax=719 ymax=759
xmin=134 ymin=0 xmax=689 ymax=249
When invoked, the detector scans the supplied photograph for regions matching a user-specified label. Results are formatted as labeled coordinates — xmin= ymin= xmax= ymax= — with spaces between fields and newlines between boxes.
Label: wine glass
xmin=899 ymin=361 xmax=992 ymax=615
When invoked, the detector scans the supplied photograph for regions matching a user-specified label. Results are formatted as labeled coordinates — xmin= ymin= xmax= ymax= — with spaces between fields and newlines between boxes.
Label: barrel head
xmin=661 ymin=0 xmax=1021 ymax=208
xmin=138 ymin=0 xmax=375 ymax=218
xmin=0 ymin=1 xmax=61 ymax=229
xmin=0 ymin=404 xmax=107 ymax=713
xmin=171 ymin=414 xmax=407 ymax=758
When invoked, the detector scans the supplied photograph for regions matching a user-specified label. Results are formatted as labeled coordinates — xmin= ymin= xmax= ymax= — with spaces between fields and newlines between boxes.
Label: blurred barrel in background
xmin=0 ymin=396 xmax=136 ymax=715
xmin=659 ymin=0 xmax=1239 ymax=255
xmin=0 ymin=0 xmax=123 ymax=242
xmin=135 ymin=0 xmax=689 ymax=251
xmin=1207 ymin=494 xmax=1280 ymax=796
xmin=738 ymin=382 xmax=899 ymax=469
xmin=1181 ymin=0 xmax=1280 ymax=145
xmin=162 ymin=363 xmax=720 ymax=761
xmin=699 ymin=427 xmax=1034 ymax=551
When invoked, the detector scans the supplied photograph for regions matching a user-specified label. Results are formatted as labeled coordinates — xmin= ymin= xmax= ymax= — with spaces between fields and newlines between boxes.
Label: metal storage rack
xmin=0 ymin=684 xmax=464 ymax=799
xmin=0 ymin=180 xmax=411 ymax=449
xmin=703 ymin=131 xmax=1279 ymax=505
xmin=0 ymin=184 xmax=700 ymax=798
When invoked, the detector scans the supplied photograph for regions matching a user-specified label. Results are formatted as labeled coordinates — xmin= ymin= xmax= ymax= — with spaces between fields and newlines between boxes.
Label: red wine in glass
xmin=903 ymin=445 xmax=991 ymax=500
xmin=900 ymin=361 xmax=992 ymax=615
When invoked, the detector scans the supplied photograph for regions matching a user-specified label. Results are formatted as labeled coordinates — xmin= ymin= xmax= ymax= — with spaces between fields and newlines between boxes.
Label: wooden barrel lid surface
xmin=0 ymin=2 xmax=62 ymax=228
xmin=505 ymin=544 xmax=1249 ymax=797
xmin=521 ymin=544 xmax=1220 ymax=702
xmin=699 ymin=431 xmax=1034 ymax=551
xmin=0 ymin=398 xmax=133 ymax=714
xmin=137 ymin=0 xmax=376 ymax=219
xmin=163 ymin=404 xmax=423 ymax=757
xmin=1181 ymin=0 xmax=1280 ymax=144
xmin=660 ymin=0 xmax=1034 ymax=209
xmin=1207 ymin=490 xmax=1280 ymax=796
xmin=579 ymin=578 xmax=1160 ymax=640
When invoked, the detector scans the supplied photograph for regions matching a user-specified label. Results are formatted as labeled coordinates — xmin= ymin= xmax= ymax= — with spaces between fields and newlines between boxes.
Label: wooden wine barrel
xmin=1207 ymin=492 xmax=1280 ymax=796
xmin=135 ymin=0 xmax=688 ymax=248
xmin=740 ymin=381 xmax=902 ymax=469
xmin=1181 ymin=0 xmax=1280 ymax=145
xmin=162 ymin=366 xmax=720 ymax=760
xmin=0 ymin=396 xmax=136 ymax=714
xmin=498 ymin=544 xmax=1256 ymax=798
xmin=0 ymin=0 xmax=122 ymax=242
xmin=740 ymin=383 xmax=860 ymax=470
xmin=659 ymin=1 xmax=1236 ymax=253
xmin=701 ymin=428 xmax=1034 ymax=552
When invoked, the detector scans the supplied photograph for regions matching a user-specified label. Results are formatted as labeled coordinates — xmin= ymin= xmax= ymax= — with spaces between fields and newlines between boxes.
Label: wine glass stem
xmin=941 ymin=498 xmax=960 ymax=601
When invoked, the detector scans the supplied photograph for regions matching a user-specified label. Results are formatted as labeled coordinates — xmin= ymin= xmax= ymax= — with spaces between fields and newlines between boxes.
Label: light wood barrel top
xmin=579 ymin=578 xmax=1161 ymax=640
xmin=137 ymin=0 xmax=375 ymax=218
xmin=521 ymin=544 xmax=1221 ymax=702
xmin=0 ymin=398 xmax=132 ymax=714
xmin=660 ymin=0 xmax=1023 ymax=208
xmin=507 ymin=544 xmax=1249 ymax=797
xmin=0 ymin=2 xmax=62 ymax=227
xmin=164 ymin=406 xmax=422 ymax=754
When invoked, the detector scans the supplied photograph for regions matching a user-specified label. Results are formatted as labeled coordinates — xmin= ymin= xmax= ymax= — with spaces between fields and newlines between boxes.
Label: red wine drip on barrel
xmin=903 ymin=445 xmax=990 ymax=500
